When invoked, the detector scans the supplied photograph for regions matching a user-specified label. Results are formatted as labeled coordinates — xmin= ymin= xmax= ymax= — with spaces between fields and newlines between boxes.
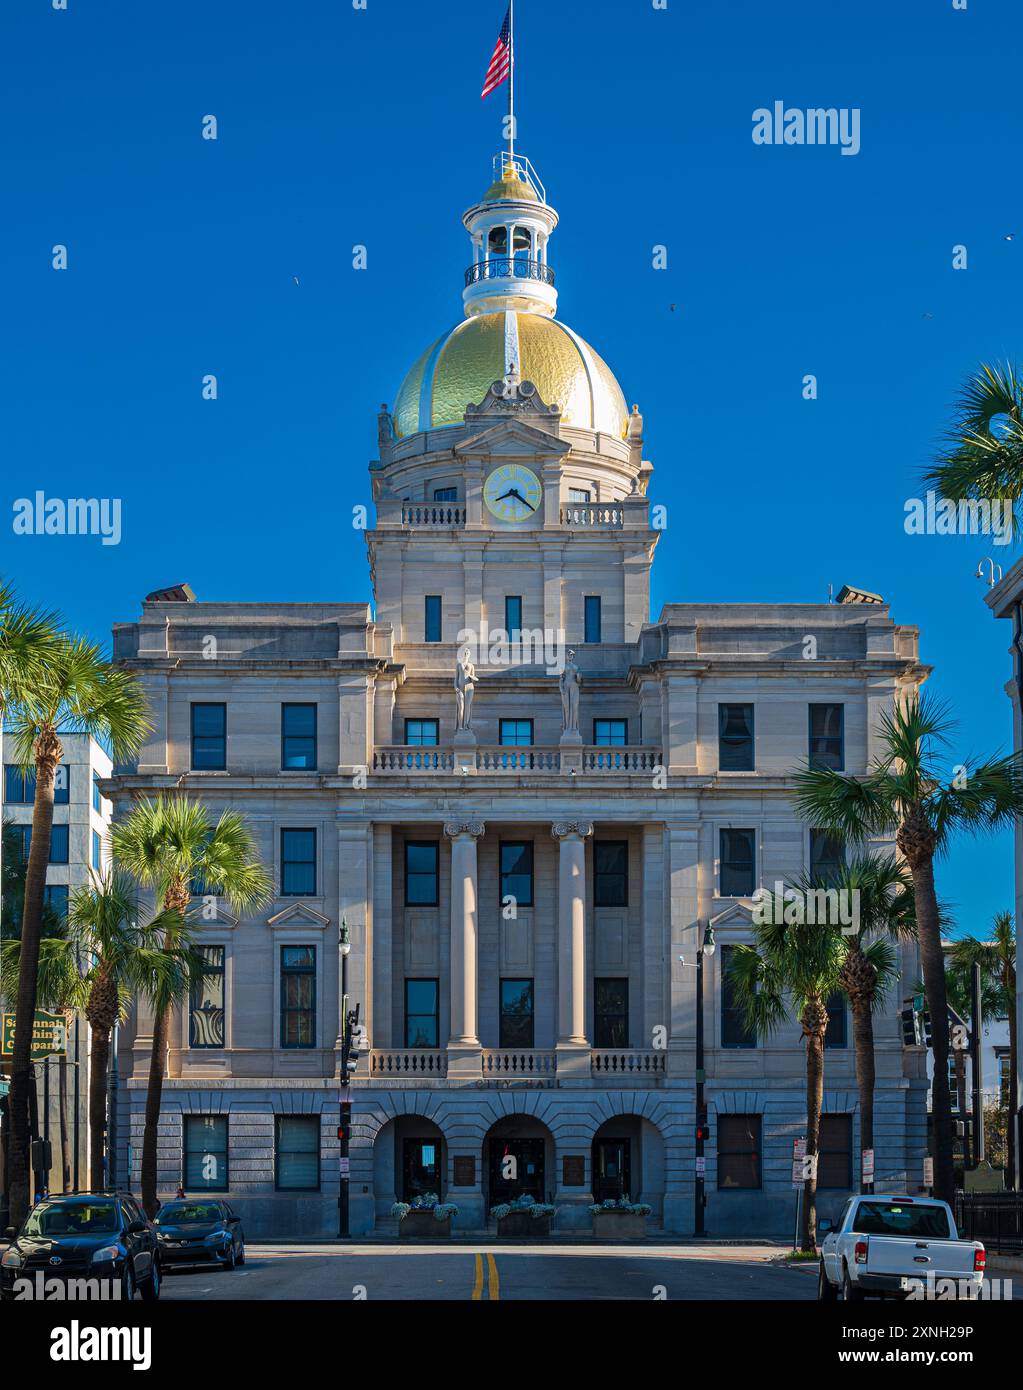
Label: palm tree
xmin=793 ymin=693 xmax=1023 ymax=1206
xmin=111 ymin=796 xmax=272 ymax=1216
xmin=949 ymin=914 xmax=1017 ymax=1184
xmin=923 ymin=362 xmax=1023 ymax=532
xmin=728 ymin=898 xmax=845 ymax=1251
xmin=2 ymin=634 xmax=148 ymax=1226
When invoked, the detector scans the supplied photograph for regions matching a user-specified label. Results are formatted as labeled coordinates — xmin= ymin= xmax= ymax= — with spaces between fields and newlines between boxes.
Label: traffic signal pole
xmin=695 ymin=940 xmax=706 ymax=1236
xmin=971 ymin=961 xmax=985 ymax=1166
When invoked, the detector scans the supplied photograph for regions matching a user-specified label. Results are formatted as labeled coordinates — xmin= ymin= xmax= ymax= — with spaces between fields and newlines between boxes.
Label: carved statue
xmin=559 ymin=649 xmax=581 ymax=733
xmin=455 ymin=648 xmax=478 ymax=730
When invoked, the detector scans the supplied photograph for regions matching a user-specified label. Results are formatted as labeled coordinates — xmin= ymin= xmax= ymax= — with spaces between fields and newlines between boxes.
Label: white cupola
xmin=461 ymin=152 xmax=559 ymax=319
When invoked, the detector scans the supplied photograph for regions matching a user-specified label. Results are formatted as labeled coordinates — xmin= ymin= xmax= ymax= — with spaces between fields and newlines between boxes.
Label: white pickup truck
xmin=817 ymin=1195 xmax=985 ymax=1301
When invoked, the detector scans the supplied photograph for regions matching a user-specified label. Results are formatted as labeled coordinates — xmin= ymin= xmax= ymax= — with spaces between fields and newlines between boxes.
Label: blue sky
xmin=1 ymin=0 xmax=1021 ymax=934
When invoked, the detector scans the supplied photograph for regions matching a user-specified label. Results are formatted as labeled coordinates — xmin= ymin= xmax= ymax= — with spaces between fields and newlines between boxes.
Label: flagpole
xmin=508 ymin=0 xmax=515 ymax=163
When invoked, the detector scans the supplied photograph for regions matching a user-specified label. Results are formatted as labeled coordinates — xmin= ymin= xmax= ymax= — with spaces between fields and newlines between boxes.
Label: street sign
xmin=923 ymin=1157 xmax=934 ymax=1189
xmin=338 ymin=1156 xmax=350 ymax=1176
xmin=861 ymin=1148 xmax=874 ymax=1182
xmin=0 ymin=1010 xmax=67 ymax=1061
xmin=792 ymin=1137 xmax=806 ymax=1188
xmin=695 ymin=1155 xmax=706 ymax=1175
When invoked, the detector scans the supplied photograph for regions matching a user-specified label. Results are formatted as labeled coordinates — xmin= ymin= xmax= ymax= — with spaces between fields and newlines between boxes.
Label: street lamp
xmin=338 ymin=918 xmax=353 ymax=1240
xmin=680 ymin=923 xmax=715 ymax=1236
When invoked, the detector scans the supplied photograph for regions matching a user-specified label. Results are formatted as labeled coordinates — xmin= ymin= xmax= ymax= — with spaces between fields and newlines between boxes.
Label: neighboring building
xmin=108 ymin=147 xmax=931 ymax=1237
xmin=1 ymin=732 xmax=112 ymax=1197
xmin=928 ymin=941 xmax=1012 ymax=1115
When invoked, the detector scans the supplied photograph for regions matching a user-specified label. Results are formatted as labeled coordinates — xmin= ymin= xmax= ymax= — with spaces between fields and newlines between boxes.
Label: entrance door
xmin=592 ymin=1138 xmax=631 ymax=1203
xmin=488 ymin=1138 xmax=545 ymax=1206
xmin=402 ymin=1138 xmax=441 ymax=1202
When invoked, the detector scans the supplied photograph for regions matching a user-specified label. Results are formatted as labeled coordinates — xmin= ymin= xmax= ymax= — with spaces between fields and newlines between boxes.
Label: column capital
xmin=444 ymin=820 xmax=486 ymax=840
xmin=551 ymin=821 xmax=593 ymax=841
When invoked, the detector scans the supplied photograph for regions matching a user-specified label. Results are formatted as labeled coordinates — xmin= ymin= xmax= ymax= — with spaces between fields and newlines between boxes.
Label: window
xmin=818 ymin=1114 xmax=852 ymax=1188
xmin=405 ymin=719 xmax=439 ymax=746
xmin=405 ymin=841 xmax=439 ymax=906
xmin=593 ymin=719 xmax=627 ymax=746
xmin=719 ymin=704 xmax=755 ymax=772
xmin=718 ymin=1115 xmax=761 ymax=1189
xmin=809 ymin=830 xmax=845 ymax=885
xmin=499 ymin=719 xmax=533 ymax=747
xmin=500 ymin=841 xmax=533 ymax=907
xmin=824 ymin=992 xmax=847 ymax=1049
xmin=720 ymin=828 xmax=755 ymax=897
xmin=720 ymin=945 xmax=756 ymax=1048
xmin=594 ymin=841 xmax=628 ymax=907
xmin=505 ymin=595 xmax=522 ymax=639
xmin=92 ymin=771 xmax=102 ymax=813
xmin=281 ymin=829 xmax=316 ymax=896
xmin=275 ymin=1116 xmax=320 ymax=1191
xmin=191 ymin=703 xmax=226 ymax=771
xmin=2 ymin=765 xmax=67 ymax=804
xmin=594 ymin=978 xmax=628 ymax=1047
xmin=584 ymin=595 xmax=602 ymax=644
xmin=568 ymin=488 xmax=591 ymax=503
xmin=280 ymin=946 xmax=316 ymax=1048
xmin=282 ymin=704 xmax=317 ymax=771
xmin=809 ymin=704 xmax=844 ymax=771
xmin=405 ymin=979 xmax=439 ymax=1047
xmin=184 ymin=1116 xmax=228 ymax=1191
xmin=189 ymin=946 xmax=225 ymax=1048
xmin=999 ymin=1052 xmax=1012 ymax=1108
xmin=53 ymin=766 xmax=69 ymax=805
xmin=425 ymin=595 xmax=442 ymax=643
xmin=44 ymin=885 xmax=69 ymax=921
xmin=49 ymin=824 xmax=69 ymax=865
xmin=92 ymin=830 xmax=102 ymax=871
xmin=433 ymin=487 xmax=457 ymax=502
xmin=500 ymin=979 xmax=534 ymax=1048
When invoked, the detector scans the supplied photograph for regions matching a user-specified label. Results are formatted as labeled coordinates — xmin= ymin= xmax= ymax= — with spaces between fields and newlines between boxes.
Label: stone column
xmin=444 ymin=821 xmax=485 ymax=1077
xmin=552 ymin=821 xmax=592 ymax=1076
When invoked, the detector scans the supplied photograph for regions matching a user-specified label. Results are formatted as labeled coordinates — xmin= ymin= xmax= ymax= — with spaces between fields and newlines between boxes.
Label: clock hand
xmin=496 ymin=488 xmax=537 ymax=511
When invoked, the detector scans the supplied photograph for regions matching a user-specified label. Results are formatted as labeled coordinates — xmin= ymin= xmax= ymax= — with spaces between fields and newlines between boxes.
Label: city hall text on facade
xmin=109 ymin=149 xmax=928 ymax=1235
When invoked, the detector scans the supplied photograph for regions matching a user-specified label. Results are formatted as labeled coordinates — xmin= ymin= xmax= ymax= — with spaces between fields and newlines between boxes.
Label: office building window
xmin=92 ymin=830 xmax=102 ymax=871
xmin=720 ymin=945 xmax=756 ymax=1048
xmin=594 ymin=978 xmax=628 ymax=1047
xmin=49 ymin=824 xmax=69 ymax=864
xmin=584 ymin=595 xmax=602 ymax=643
xmin=275 ymin=1116 xmax=320 ymax=1191
xmin=44 ymin=885 xmax=69 ymax=921
xmin=499 ymin=719 xmax=533 ymax=746
xmin=2 ymin=765 xmax=66 ymax=804
xmin=280 ymin=828 xmax=316 ymax=896
xmin=500 ymin=841 xmax=533 ymax=907
xmin=425 ymin=595 xmax=442 ymax=643
xmin=189 ymin=946 xmax=226 ymax=1049
xmin=500 ymin=979 xmax=534 ymax=1048
xmin=280 ymin=946 xmax=316 ymax=1048
xmin=405 ymin=719 xmax=439 ymax=746
xmin=53 ymin=765 xmax=69 ymax=804
xmin=809 ymin=704 xmax=845 ymax=771
xmin=505 ymin=595 xmax=522 ymax=639
xmin=282 ymin=704 xmax=317 ymax=770
xmin=719 ymin=704 xmax=755 ymax=772
xmin=594 ymin=840 xmax=628 ymax=907
xmin=93 ymin=771 xmax=102 ymax=813
xmin=184 ymin=1116 xmax=228 ymax=1191
xmin=718 ymin=1115 xmax=761 ymax=1189
xmin=825 ymin=992 xmax=848 ymax=1049
xmin=720 ymin=828 xmax=755 ymax=897
xmin=593 ymin=719 xmax=627 ymax=746
xmin=405 ymin=841 xmax=439 ymax=906
xmin=405 ymin=979 xmax=439 ymax=1047
xmin=191 ymin=703 xmax=227 ymax=771
xmin=818 ymin=1114 xmax=853 ymax=1189
xmin=809 ymin=830 xmax=845 ymax=885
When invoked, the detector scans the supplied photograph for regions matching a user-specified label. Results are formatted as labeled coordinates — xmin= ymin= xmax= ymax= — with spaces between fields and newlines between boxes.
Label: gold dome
xmin=481 ymin=165 xmax=539 ymax=203
xmin=392 ymin=311 xmax=628 ymax=439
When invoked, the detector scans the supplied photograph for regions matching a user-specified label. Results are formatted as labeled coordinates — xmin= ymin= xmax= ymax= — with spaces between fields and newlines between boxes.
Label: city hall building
xmin=109 ymin=148 xmax=930 ymax=1237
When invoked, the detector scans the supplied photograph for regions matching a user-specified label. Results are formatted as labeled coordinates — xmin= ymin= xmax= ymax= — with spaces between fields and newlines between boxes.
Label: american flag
xmin=481 ymin=7 xmax=511 ymax=99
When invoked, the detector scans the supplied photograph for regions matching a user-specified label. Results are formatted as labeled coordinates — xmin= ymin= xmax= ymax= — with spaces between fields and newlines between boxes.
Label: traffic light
xmin=901 ymin=1004 xmax=921 ymax=1046
xmin=695 ymin=1124 xmax=710 ymax=1143
xmin=921 ymin=1010 xmax=933 ymax=1048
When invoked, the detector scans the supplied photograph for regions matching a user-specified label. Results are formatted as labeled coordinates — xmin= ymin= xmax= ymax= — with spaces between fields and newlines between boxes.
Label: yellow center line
xmin=471 ymin=1251 xmax=484 ymax=1300
xmin=486 ymin=1252 xmax=500 ymax=1300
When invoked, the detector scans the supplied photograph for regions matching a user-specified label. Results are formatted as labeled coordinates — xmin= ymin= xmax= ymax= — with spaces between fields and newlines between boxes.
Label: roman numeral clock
xmin=483 ymin=463 xmax=543 ymax=523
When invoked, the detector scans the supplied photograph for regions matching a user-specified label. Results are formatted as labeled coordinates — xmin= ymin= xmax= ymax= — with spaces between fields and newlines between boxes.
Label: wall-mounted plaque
xmin=453 ymin=1155 xmax=476 ymax=1186
xmin=563 ymin=1155 xmax=585 ymax=1186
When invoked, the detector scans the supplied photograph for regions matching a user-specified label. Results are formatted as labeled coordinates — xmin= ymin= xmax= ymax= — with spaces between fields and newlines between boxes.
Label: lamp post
xmin=337 ymin=918 xmax=360 ymax=1241
xmin=680 ymin=923 xmax=716 ymax=1236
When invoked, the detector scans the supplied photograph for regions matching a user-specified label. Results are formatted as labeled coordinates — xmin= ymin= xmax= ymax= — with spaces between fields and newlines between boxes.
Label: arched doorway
xmin=483 ymin=1115 xmax=555 ymax=1209
xmin=372 ymin=1115 xmax=446 ymax=1220
xmin=592 ymin=1116 xmax=665 ymax=1215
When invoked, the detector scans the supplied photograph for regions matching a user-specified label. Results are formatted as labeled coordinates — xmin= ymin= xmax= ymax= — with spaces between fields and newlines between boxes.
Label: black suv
xmin=1 ymin=1192 xmax=161 ymax=1302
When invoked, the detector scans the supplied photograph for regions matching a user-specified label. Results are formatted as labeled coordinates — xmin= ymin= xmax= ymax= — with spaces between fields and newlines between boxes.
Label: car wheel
xmin=223 ymin=1245 xmax=236 ymax=1272
xmin=842 ymin=1263 xmax=863 ymax=1302
xmin=818 ymin=1259 xmax=837 ymax=1302
xmin=140 ymin=1258 xmax=161 ymax=1303
xmin=237 ymin=1243 xmax=245 ymax=1266
xmin=121 ymin=1263 xmax=137 ymax=1302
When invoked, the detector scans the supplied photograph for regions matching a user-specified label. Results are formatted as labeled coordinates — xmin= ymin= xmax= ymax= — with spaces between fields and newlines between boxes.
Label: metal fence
xmin=955 ymin=1193 xmax=1023 ymax=1254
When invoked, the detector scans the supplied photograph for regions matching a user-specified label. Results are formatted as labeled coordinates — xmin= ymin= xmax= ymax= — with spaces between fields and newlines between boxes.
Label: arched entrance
xmin=592 ymin=1115 xmax=665 ymax=1216
xmin=372 ymin=1115 xmax=447 ymax=1220
xmin=483 ymin=1115 xmax=555 ymax=1209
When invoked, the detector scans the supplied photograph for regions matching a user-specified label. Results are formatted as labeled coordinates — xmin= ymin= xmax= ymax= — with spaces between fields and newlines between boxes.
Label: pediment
xmin=187 ymin=902 xmax=240 ymax=930
xmin=709 ymin=900 xmax=758 ymax=929
xmin=455 ymin=416 xmax=571 ymax=461
xmin=267 ymin=903 xmax=332 ymax=930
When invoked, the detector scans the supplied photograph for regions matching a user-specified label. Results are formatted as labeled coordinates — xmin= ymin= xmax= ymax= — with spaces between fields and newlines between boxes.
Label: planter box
xmin=399 ymin=1211 xmax=451 ymax=1239
xmin=592 ymin=1211 xmax=648 ymax=1241
xmin=496 ymin=1212 xmax=551 ymax=1240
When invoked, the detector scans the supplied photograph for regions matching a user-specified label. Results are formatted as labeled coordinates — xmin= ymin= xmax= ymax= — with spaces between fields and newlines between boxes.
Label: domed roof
xmin=481 ymin=166 xmax=539 ymax=203
xmin=392 ymin=311 xmax=628 ymax=439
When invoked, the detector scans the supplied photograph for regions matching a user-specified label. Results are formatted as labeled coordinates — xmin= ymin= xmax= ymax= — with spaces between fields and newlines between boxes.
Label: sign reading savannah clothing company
xmin=0 ymin=1010 xmax=67 ymax=1061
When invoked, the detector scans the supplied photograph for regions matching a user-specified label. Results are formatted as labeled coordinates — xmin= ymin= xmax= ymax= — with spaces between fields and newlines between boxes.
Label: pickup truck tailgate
xmin=867 ymin=1237 xmax=979 ymax=1278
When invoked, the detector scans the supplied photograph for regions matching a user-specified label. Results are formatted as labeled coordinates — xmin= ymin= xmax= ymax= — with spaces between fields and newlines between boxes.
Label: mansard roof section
xmin=641 ymin=601 xmax=924 ymax=668
xmin=113 ymin=600 xmax=379 ymax=665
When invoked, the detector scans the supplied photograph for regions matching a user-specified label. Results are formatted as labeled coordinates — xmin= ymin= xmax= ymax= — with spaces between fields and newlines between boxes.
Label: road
xmin=160 ymin=1242 xmax=819 ymax=1301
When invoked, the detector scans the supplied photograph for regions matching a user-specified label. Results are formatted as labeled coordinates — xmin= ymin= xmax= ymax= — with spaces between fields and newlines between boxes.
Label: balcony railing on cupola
xmin=464 ymin=257 xmax=555 ymax=288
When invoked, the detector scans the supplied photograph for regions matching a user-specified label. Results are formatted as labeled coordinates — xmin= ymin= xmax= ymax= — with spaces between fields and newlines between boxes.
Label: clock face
xmin=483 ymin=464 xmax=543 ymax=523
